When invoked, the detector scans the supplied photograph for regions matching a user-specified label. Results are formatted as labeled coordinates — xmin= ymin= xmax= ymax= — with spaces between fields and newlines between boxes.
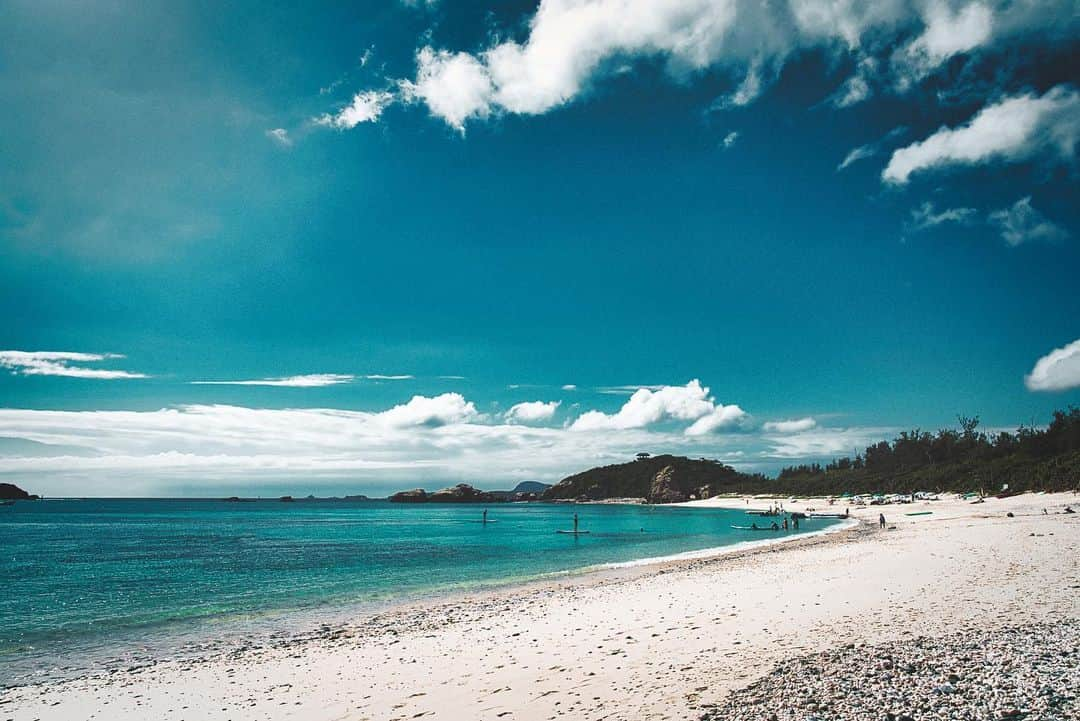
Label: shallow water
xmin=0 ymin=498 xmax=835 ymax=682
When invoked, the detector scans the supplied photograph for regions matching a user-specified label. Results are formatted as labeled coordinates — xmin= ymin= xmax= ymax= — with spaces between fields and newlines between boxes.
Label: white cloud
xmin=0 ymin=388 xmax=899 ymax=495
xmin=481 ymin=1 xmax=737 ymax=117
xmin=400 ymin=47 xmax=493 ymax=132
xmin=571 ymin=380 xmax=740 ymax=434
xmin=326 ymin=1 xmax=1072 ymax=131
xmin=597 ymin=384 xmax=665 ymax=395
xmin=988 ymin=196 xmax=1070 ymax=246
xmin=762 ymin=417 xmax=818 ymax=433
xmin=355 ymin=1 xmax=842 ymax=129
xmin=265 ymin=128 xmax=292 ymax=147
xmin=909 ymin=201 xmax=977 ymax=231
xmin=191 ymin=374 xmax=354 ymax=387
xmin=830 ymin=56 xmax=878 ymax=108
xmin=721 ymin=131 xmax=739 ymax=149
xmin=892 ymin=1 xmax=994 ymax=89
xmin=837 ymin=126 xmax=906 ymax=171
xmin=883 ymin=85 xmax=1080 ymax=184
xmin=316 ymin=90 xmax=394 ymax=128
xmin=832 ymin=72 xmax=871 ymax=108
xmin=505 ymin=400 xmax=561 ymax=424
xmin=1025 ymin=338 xmax=1080 ymax=392
xmin=714 ymin=59 xmax=769 ymax=109
xmin=762 ymin=425 xmax=896 ymax=459
xmin=379 ymin=393 xmax=480 ymax=427
xmin=0 ymin=351 xmax=146 ymax=380
xmin=837 ymin=143 xmax=876 ymax=171
xmin=685 ymin=404 xmax=748 ymax=436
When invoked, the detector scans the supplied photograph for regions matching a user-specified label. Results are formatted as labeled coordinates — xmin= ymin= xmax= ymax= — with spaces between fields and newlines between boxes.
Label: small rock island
xmin=0 ymin=483 xmax=39 ymax=500
xmin=389 ymin=481 xmax=552 ymax=503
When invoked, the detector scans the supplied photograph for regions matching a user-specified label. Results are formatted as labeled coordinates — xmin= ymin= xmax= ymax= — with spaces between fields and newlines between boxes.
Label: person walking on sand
xmin=879 ymin=513 xmax=886 ymax=529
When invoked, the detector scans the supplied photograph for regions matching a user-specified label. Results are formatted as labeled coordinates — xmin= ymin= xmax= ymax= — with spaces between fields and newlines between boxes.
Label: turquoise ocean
xmin=0 ymin=498 xmax=838 ymax=684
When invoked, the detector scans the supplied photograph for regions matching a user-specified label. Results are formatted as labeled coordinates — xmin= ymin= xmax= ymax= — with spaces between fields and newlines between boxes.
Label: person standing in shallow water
xmin=573 ymin=513 xmax=579 ymax=533
xmin=482 ymin=508 xmax=488 ymax=524
xmin=879 ymin=513 xmax=886 ymax=529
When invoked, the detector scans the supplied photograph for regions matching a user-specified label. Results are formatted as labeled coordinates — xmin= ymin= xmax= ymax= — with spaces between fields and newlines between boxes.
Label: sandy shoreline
xmin=2 ymin=491 xmax=1077 ymax=720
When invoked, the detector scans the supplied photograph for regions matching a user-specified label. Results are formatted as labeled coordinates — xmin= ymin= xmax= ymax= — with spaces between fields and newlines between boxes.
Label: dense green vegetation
xmin=775 ymin=407 xmax=1080 ymax=496
xmin=544 ymin=408 xmax=1080 ymax=501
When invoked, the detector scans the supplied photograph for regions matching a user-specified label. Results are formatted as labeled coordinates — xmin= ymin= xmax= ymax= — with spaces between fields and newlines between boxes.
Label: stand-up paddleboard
xmin=731 ymin=525 xmax=779 ymax=531
xmin=468 ymin=519 xmax=499 ymax=523
xmin=556 ymin=530 xmax=590 ymax=534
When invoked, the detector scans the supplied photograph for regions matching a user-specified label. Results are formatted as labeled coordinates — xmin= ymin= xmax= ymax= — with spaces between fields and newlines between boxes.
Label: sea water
xmin=0 ymin=498 xmax=837 ymax=683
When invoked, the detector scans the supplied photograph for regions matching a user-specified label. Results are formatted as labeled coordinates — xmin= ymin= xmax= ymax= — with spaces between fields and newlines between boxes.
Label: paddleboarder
xmin=573 ymin=513 xmax=579 ymax=534
xmin=483 ymin=508 xmax=488 ymax=524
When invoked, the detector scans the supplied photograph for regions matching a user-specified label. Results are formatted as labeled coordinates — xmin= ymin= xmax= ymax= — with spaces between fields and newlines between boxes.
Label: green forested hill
xmin=543 ymin=455 xmax=766 ymax=501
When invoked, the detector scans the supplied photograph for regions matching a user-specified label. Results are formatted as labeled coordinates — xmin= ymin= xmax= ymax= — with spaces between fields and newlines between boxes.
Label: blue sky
xmin=1 ymin=1 xmax=1078 ymax=496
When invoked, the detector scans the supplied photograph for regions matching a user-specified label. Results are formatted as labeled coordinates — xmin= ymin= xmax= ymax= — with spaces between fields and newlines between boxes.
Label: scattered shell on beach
xmin=700 ymin=620 xmax=1078 ymax=721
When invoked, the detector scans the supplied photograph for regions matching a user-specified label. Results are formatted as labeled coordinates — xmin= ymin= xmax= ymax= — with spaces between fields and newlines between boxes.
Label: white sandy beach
xmin=3 ymin=491 xmax=1077 ymax=721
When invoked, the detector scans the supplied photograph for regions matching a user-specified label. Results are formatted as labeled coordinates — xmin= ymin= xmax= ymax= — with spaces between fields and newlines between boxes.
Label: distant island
xmin=389 ymin=481 xmax=552 ymax=503
xmin=0 ymin=483 xmax=39 ymax=500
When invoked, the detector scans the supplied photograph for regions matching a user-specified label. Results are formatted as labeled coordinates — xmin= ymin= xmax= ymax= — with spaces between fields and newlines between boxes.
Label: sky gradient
xmin=1 ymin=0 xmax=1078 ymax=496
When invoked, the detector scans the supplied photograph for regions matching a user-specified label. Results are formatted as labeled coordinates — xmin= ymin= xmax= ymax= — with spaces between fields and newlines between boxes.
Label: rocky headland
xmin=0 ymin=482 xmax=38 ymax=500
xmin=543 ymin=454 xmax=765 ymax=503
